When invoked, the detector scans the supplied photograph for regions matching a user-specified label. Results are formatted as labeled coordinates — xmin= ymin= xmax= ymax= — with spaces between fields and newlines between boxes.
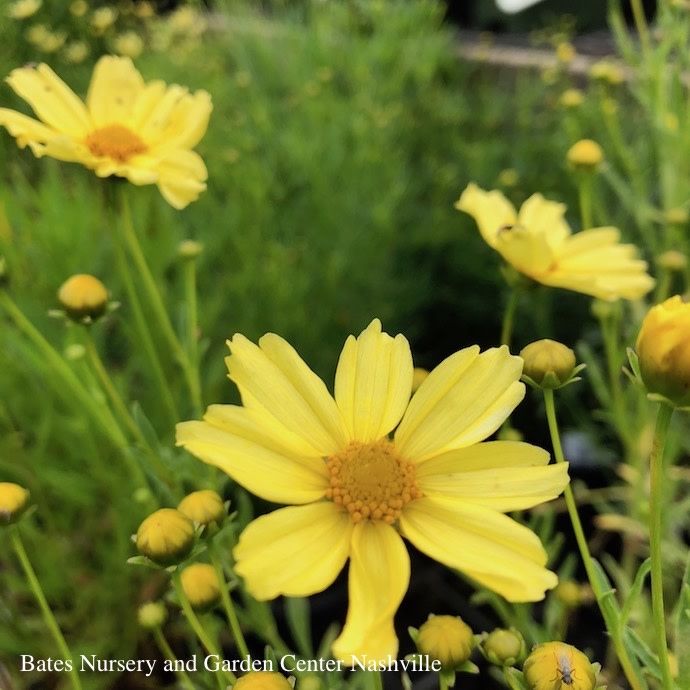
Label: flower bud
xmin=636 ymin=296 xmax=690 ymax=406
xmin=657 ymin=250 xmax=687 ymax=272
xmin=178 ymin=239 xmax=204 ymax=260
xmin=58 ymin=274 xmax=109 ymax=321
xmin=553 ymin=580 xmax=583 ymax=608
xmin=559 ymin=89 xmax=584 ymax=109
xmin=520 ymin=339 xmax=577 ymax=389
xmin=0 ymin=482 xmax=31 ymax=525
xmin=567 ymin=139 xmax=604 ymax=171
xmin=234 ymin=672 xmax=292 ymax=690
xmin=177 ymin=490 xmax=225 ymax=529
xmin=481 ymin=628 xmax=526 ymax=667
xmin=137 ymin=601 xmax=167 ymax=629
xmin=555 ymin=42 xmax=576 ymax=64
xmin=664 ymin=208 xmax=689 ymax=225
xmin=523 ymin=642 xmax=596 ymax=690
xmin=136 ymin=508 xmax=195 ymax=566
xmin=416 ymin=614 xmax=474 ymax=669
xmin=179 ymin=563 xmax=221 ymax=610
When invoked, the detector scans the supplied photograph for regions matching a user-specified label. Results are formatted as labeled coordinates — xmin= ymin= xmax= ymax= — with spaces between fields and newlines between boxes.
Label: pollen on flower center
xmin=325 ymin=440 xmax=422 ymax=524
xmin=85 ymin=124 xmax=147 ymax=162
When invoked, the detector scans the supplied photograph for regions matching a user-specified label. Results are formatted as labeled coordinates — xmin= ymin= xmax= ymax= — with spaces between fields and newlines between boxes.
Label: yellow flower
xmin=134 ymin=1 xmax=155 ymax=19
xmin=69 ymin=0 xmax=88 ymax=17
xmin=0 ymin=482 xmax=31 ymax=525
xmin=555 ymin=41 xmax=576 ymax=64
xmin=566 ymin=139 xmax=604 ymax=170
xmin=113 ymin=31 xmax=144 ymax=59
xmin=523 ymin=642 xmax=596 ymax=690
xmin=234 ymin=672 xmax=292 ymax=690
xmin=456 ymin=184 xmax=654 ymax=301
xmin=90 ymin=7 xmax=118 ymax=33
xmin=657 ymin=249 xmax=687 ymax=271
xmin=37 ymin=30 xmax=67 ymax=54
xmin=559 ymin=88 xmax=584 ymax=108
xmin=63 ymin=41 xmax=90 ymax=64
xmin=136 ymin=508 xmax=195 ymax=565
xmin=137 ymin=601 xmax=167 ymax=629
xmin=8 ymin=0 xmax=42 ymax=19
xmin=636 ymin=296 xmax=690 ymax=406
xmin=25 ymin=23 xmax=49 ymax=45
xmin=58 ymin=273 xmax=109 ymax=320
xmin=0 ymin=56 xmax=211 ymax=209
xmin=411 ymin=367 xmax=429 ymax=393
xmin=177 ymin=490 xmax=225 ymax=528
xmin=416 ymin=615 xmax=474 ymax=668
xmin=179 ymin=563 xmax=221 ymax=610
xmin=176 ymin=319 xmax=569 ymax=661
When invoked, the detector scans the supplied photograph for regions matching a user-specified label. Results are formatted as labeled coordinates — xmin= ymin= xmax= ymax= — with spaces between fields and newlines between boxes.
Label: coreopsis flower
xmin=63 ymin=41 xmax=90 ymax=64
xmin=520 ymin=339 xmax=579 ymax=390
xmin=636 ymin=295 xmax=690 ymax=406
xmin=136 ymin=508 xmax=195 ymax=566
xmin=177 ymin=490 xmax=225 ymax=528
xmin=567 ymin=139 xmax=604 ymax=170
xmin=137 ymin=601 xmax=167 ymax=629
xmin=90 ymin=7 xmax=117 ymax=33
xmin=0 ymin=56 xmax=211 ymax=209
xmin=58 ymin=274 xmax=109 ymax=321
xmin=179 ymin=563 xmax=220 ymax=610
xmin=0 ymin=482 xmax=31 ymax=525
xmin=523 ymin=642 xmax=596 ymax=690
xmin=7 ymin=0 xmax=42 ymax=19
xmin=177 ymin=320 xmax=569 ymax=661
xmin=416 ymin=615 xmax=474 ymax=668
xmin=113 ymin=31 xmax=144 ymax=59
xmin=480 ymin=628 xmax=526 ymax=667
xmin=456 ymin=184 xmax=654 ymax=301
xmin=234 ymin=673 xmax=292 ymax=690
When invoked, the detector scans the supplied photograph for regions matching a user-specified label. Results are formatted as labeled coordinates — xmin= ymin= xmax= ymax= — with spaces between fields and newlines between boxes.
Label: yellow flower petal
xmin=6 ymin=63 xmax=91 ymax=137
xmin=155 ymin=149 xmax=208 ymax=209
xmin=138 ymin=84 xmax=189 ymax=141
xmin=395 ymin=347 xmax=525 ymax=463
xmin=335 ymin=319 xmax=413 ymax=442
xmin=234 ymin=503 xmax=353 ymax=599
xmin=493 ymin=225 xmax=556 ymax=276
xmin=455 ymin=183 xmax=517 ymax=247
xmin=418 ymin=443 xmax=569 ymax=511
xmin=400 ymin=497 xmax=557 ymax=601
xmin=517 ymin=193 xmax=570 ymax=248
xmin=149 ymin=90 xmax=213 ymax=151
xmin=175 ymin=417 xmax=328 ymax=505
xmin=86 ymin=56 xmax=144 ymax=127
xmin=0 ymin=108 xmax=56 ymax=150
xmin=332 ymin=521 xmax=409 ymax=663
xmin=226 ymin=333 xmax=348 ymax=456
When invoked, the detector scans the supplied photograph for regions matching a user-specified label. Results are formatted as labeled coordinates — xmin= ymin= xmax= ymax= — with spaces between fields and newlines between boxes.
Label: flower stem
xmin=577 ymin=175 xmax=593 ymax=230
xmin=10 ymin=528 xmax=82 ymax=690
xmin=119 ymin=192 xmax=202 ymax=415
xmin=153 ymin=627 xmax=195 ymax=690
xmin=630 ymin=0 xmax=651 ymax=53
xmin=209 ymin=544 xmax=250 ymax=660
xmin=438 ymin=673 xmax=449 ymax=690
xmin=500 ymin=289 xmax=519 ymax=348
xmin=648 ymin=403 xmax=674 ymax=690
xmin=542 ymin=389 xmax=644 ymax=690
xmin=372 ymin=670 xmax=384 ymax=690
xmin=183 ymin=257 xmax=200 ymax=376
xmin=172 ymin=569 xmax=235 ymax=686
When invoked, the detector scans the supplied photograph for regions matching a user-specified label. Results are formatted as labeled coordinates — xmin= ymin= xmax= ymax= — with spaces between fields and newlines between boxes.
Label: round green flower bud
xmin=177 ymin=490 xmax=225 ymax=529
xmin=179 ymin=563 xmax=221 ymax=611
xmin=137 ymin=601 xmax=167 ymax=629
xmin=657 ymin=250 xmax=687 ymax=272
xmin=481 ymin=628 xmax=525 ymax=667
xmin=566 ymin=139 xmax=604 ymax=171
xmin=136 ymin=508 xmax=195 ymax=566
xmin=58 ymin=274 xmax=109 ymax=321
xmin=636 ymin=296 xmax=690 ymax=406
xmin=416 ymin=614 xmax=474 ymax=669
xmin=178 ymin=239 xmax=204 ymax=260
xmin=554 ymin=580 xmax=584 ymax=608
xmin=523 ymin=642 xmax=596 ymax=690
xmin=0 ymin=482 xmax=31 ymax=525
xmin=234 ymin=672 xmax=293 ymax=690
xmin=520 ymin=339 xmax=577 ymax=389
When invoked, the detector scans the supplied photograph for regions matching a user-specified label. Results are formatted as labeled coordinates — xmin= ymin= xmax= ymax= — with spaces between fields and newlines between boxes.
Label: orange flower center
xmin=85 ymin=124 xmax=147 ymax=162
xmin=325 ymin=440 xmax=422 ymax=524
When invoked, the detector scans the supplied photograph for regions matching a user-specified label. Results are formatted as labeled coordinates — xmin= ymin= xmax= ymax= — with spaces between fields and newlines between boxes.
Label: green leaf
xmin=503 ymin=668 xmax=530 ymax=690
xmin=674 ymin=552 xmax=690 ymax=688
xmin=590 ymin=559 xmax=622 ymax=628
xmin=624 ymin=628 xmax=661 ymax=681
xmin=284 ymin=597 xmax=314 ymax=658
xmin=621 ymin=558 xmax=651 ymax=626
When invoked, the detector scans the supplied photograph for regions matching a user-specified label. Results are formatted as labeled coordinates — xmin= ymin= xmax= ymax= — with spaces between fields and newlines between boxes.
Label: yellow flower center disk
xmin=325 ymin=440 xmax=422 ymax=524
xmin=85 ymin=124 xmax=147 ymax=162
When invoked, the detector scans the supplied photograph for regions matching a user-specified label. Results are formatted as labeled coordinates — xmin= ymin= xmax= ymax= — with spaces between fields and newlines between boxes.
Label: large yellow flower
xmin=0 ymin=56 xmax=211 ymax=209
xmin=176 ymin=320 xmax=569 ymax=662
xmin=456 ymin=183 xmax=654 ymax=301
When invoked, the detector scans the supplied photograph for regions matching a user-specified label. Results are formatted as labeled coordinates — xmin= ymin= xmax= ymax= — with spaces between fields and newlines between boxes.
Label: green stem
xmin=648 ymin=403 xmax=674 ymax=690
xmin=153 ymin=627 xmax=195 ymax=690
xmin=372 ymin=670 xmax=384 ymax=690
xmin=438 ymin=672 xmax=449 ymax=690
xmin=500 ymin=289 xmax=519 ymax=348
xmin=119 ymin=192 xmax=202 ymax=414
xmin=10 ymin=528 xmax=82 ymax=690
xmin=542 ymin=389 xmax=644 ymax=690
xmin=630 ymin=0 xmax=651 ymax=54
xmin=209 ymin=544 xmax=250 ymax=660
xmin=577 ymin=175 xmax=594 ymax=230
xmin=182 ymin=257 xmax=202 ymax=418
xmin=172 ymin=569 xmax=235 ymax=686
xmin=112 ymin=219 xmax=179 ymax=428
xmin=0 ymin=292 xmax=132 ymax=453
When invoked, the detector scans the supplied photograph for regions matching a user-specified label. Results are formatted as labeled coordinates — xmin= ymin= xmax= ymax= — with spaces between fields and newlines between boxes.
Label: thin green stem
xmin=542 ymin=389 xmax=644 ymax=690
xmin=630 ymin=0 xmax=651 ymax=54
xmin=119 ymin=192 xmax=202 ymax=414
xmin=648 ymin=403 xmax=674 ymax=690
xmin=500 ymin=289 xmax=519 ymax=348
xmin=182 ymin=258 xmax=202 ymax=418
xmin=0 ymin=292 xmax=130 ymax=451
xmin=112 ymin=222 xmax=179 ymax=428
xmin=153 ymin=627 xmax=195 ymax=690
xmin=438 ymin=673 xmax=449 ymax=690
xmin=372 ymin=670 xmax=384 ymax=690
xmin=172 ymin=569 xmax=235 ymax=686
xmin=10 ymin=528 xmax=82 ymax=690
xmin=209 ymin=544 xmax=250 ymax=660
xmin=577 ymin=175 xmax=594 ymax=230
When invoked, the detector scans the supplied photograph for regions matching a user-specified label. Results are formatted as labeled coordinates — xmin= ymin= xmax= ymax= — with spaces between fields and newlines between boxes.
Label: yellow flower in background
xmin=37 ymin=31 xmax=67 ymax=54
xmin=63 ymin=41 xmax=90 ymax=65
xmin=113 ymin=31 xmax=144 ymax=59
xmin=177 ymin=320 xmax=569 ymax=662
xmin=456 ymin=184 xmax=654 ymax=301
xmin=69 ymin=0 xmax=88 ymax=17
xmin=90 ymin=7 xmax=118 ymax=33
xmin=25 ymin=23 xmax=49 ymax=45
xmin=8 ymin=0 xmax=42 ymax=19
xmin=0 ymin=56 xmax=212 ymax=209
